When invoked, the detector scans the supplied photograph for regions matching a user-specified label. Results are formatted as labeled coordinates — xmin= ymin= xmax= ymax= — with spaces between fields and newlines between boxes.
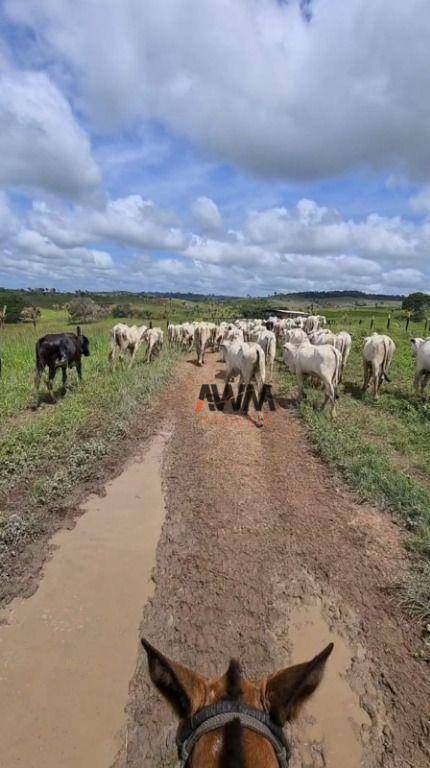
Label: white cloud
xmin=2 ymin=194 xmax=430 ymax=294
xmin=0 ymin=192 xmax=18 ymax=240
xmin=6 ymin=0 xmax=430 ymax=181
xmin=409 ymin=186 xmax=430 ymax=214
xmin=0 ymin=69 xmax=100 ymax=197
xmin=191 ymin=196 xmax=223 ymax=232
xmin=29 ymin=195 xmax=188 ymax=251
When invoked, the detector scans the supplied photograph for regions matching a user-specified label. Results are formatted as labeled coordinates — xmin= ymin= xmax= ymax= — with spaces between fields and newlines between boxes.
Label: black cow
xmin=34 ymin=326 xmax=90 ymax=402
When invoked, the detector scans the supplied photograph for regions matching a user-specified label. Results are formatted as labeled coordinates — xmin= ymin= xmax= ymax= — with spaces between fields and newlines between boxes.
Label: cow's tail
xmin=254 ymin=346 xmax=266 ymax=395
xmin=332 ymin=348 xmax=341 ymax=397
xmin=381 ymin=339 xmax=392 ymax=382
xmin=35 ymin=339 xmax=43 ymax=370
xmin=108 ymin=327 xmax=120 ymax=363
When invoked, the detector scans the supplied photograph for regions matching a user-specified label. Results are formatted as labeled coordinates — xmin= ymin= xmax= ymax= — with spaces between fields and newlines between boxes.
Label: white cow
xmin=334 ymin=331 xmax=352 ymax=382
xmin=194 ymin=323 xmax=212 ymax=365
xmin=181 ymin=323 xmax=195 ymax=351
xmin=362 ymin=333 xmax=396 ymax=398
xmin=283 ymin=341 xmax=342 ymax=417
xmin=309 ymin=330 xmax=337 ymax=346
xmin=226 ymin=327 xmax=245 ymax=342
xmin=410 ymin=337 xmax=430 ymax=396
xmin=108 ymin=323 xmax=147 ymax=368
xmin=304 ymin=315 xmax=321 ymax=334
xmin=145 ymin=327 xmax=163 ymax=362
xmin=253 ymin=329 xmax=276 ymax=382
xmin=284 ymin=328 xmax=309 ymax=346
xmin=221 ymin=340 xmax=266 ymax=406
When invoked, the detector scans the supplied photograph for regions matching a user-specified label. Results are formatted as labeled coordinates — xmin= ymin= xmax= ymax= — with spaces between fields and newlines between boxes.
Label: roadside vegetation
xmin=278 ymin=307 xmax=430 ymax=621
xmin=1 ymin=294 xmax=429 ymax=621
xmin=0 ymin=309 xmax=182 ymax=601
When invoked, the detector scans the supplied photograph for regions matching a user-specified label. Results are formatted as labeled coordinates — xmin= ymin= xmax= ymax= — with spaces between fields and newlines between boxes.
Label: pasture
xmin=0 ymin=309 xmax=181 ymax=599
xmin=278 ymin=307 xmax=430 ymax=616
xmin=0 ymin=302 xmax=429 ymax=768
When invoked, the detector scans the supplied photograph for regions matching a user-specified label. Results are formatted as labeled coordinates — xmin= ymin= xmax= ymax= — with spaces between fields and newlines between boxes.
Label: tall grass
xmin=0 ymin=311 xmax=181 ymax=590
xmin=278 ymin=310 xmax=430 ymax=619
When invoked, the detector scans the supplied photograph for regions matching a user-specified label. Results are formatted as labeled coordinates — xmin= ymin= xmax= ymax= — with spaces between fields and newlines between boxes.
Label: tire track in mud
xmin=115 ymin=353 xmax=429 ymax=768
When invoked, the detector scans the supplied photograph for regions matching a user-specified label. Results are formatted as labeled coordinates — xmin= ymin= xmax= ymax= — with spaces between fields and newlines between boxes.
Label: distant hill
xmin=272 ymin=290 xmax=404 ymax=301
xmin=0 ymin=287 xmax=403 ymax=311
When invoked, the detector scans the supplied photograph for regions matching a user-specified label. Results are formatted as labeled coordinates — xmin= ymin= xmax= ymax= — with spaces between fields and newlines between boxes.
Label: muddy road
xmin=1 ymin=351 xmax=429 ymax=767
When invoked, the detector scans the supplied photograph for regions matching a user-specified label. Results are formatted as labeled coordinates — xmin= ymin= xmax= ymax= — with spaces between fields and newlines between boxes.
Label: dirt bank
xmin=1 ymin=350 xmax=428 ymax=767
xmin=116 ymin=352 xmax=429 ymax=768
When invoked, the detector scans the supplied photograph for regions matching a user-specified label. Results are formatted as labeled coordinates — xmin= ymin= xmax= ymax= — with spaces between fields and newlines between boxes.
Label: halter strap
xmin=176 ymin=701 xmax=289 ymax=767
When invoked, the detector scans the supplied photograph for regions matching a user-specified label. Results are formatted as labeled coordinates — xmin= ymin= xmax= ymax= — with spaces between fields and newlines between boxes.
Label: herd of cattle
xmin=2 ymin=313 xmax=428 ymax=412
xmin=167 ymin=314 xmax=430 ymax=417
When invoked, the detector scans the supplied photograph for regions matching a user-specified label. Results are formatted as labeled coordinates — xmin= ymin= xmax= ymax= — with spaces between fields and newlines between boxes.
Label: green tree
xmin=0 ymin=293 xmax=26 ymax=323
xmin=402 ymin=292 xmax=430 ymax=313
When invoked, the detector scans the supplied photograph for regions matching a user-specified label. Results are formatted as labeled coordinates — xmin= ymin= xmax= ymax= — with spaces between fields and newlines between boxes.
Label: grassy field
xmin=278 ymin=307 xmax=430 ymax=620
xmin=1 ymin=304 xmax=429 ymax=619
xmin=0 ymin=310 xmax=182 ymax=598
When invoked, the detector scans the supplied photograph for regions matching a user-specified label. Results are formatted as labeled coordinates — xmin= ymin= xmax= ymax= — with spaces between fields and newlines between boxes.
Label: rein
xmin=176 ymin=701 xmax=290 ymax=767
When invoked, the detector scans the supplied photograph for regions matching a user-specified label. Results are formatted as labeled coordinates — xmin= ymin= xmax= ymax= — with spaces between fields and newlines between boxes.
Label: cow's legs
xmin=372 ymin=362 xmax=380 ymax=399
xmin=128 ymin=343 xmax=139 ymax=368
xmin=296 ymin=371 xmax=305 ymax=403
xmin=323 ymin=382 xmax=337 ymax=417
xmin=61 ymin=365 xmax=68 ymax=393
xmin=362 ymin=361 xmax=371 ymax=393
xmin=47 ymin=364 xmax=57 ymax=402
xmin=108 ymin=341 xmax=117 ymax=368
xmin=75 ymin=358 xmax=82 ymax=382
xmin=34 ymin=363 xmax=44 ymax=403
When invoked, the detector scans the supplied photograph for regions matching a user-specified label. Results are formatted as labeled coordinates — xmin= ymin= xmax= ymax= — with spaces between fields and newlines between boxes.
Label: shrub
xmin=0 ymin=294 xmax=26 ymax=323
xmin=112 ymin=303 xmax=133 ymax=318
xmin=68 ymin=297 xmax=103 ymax=322
xmin=20 ymin=306 xmax=41 ymax=328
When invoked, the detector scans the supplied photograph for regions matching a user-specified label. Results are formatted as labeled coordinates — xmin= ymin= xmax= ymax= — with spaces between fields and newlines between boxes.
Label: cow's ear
xmin=76 ymin=326 xmax=81 ymax=337
xmin=263 ymin=643 xmax=333 ymax=726
xmin=142 ymin=638 xmax=207 ymax=719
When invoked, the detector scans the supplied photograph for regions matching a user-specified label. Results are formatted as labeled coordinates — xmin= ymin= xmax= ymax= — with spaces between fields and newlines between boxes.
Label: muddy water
xmin=288 ymin=601 xmax=371 ymax=768
xmin=0 ymin=434 xmax=167 ymax=768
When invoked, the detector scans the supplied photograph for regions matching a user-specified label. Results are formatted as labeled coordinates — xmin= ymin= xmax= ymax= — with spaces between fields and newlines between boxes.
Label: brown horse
xmin=142 ymin=638 xmax=333 ymax=767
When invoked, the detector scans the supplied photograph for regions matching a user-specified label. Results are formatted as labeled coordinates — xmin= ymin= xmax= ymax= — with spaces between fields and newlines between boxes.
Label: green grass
xmin=0 ymin=311 xmax=182 ymax=588
xmin=278 ymin=309 xmax=430 ymax=620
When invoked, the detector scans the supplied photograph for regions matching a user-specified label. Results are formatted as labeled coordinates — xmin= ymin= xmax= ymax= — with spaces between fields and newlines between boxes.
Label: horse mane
xmin=221 ymin=660 xmax=245 ymax=767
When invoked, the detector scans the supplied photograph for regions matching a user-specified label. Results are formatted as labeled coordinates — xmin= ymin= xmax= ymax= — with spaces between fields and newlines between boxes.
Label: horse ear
xmin=76 ymin=326 xmax=81 ymax=337
xmin=142 ymin=639 xmax=207 ymax=719
xmin=264 ymin=643 xmax=333 ymax=726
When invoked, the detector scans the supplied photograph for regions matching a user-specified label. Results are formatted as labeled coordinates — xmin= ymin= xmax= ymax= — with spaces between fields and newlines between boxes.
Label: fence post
xmin=370 ymin=316 xmax=374 ymax=330
xmin=387 ymin=313 xmax=391 ymax=330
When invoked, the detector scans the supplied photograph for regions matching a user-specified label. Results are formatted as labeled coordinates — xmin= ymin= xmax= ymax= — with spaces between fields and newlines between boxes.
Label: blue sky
xmin=1 ymin=0 xmax=430 ymax=295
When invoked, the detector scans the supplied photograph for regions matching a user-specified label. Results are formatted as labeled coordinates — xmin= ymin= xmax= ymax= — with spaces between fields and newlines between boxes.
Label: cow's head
xmin=410 ymin=337 xmax=425 ymax=356
xmin=76 ymin=326 xmax=90 ymax=356
xmin=282 ymin=342 xmax=300 ymax=371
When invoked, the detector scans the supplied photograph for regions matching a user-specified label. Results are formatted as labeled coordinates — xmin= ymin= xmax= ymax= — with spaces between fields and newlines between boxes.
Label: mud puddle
xmin=288 ymin=601 xmax=371 ymax=768
xmin=0 ymin=432 xmax=168 ymax=768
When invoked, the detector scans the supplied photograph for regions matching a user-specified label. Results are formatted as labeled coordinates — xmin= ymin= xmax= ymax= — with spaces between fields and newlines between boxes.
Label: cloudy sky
xmin=1 ymin=0 xmax=430 ymax=296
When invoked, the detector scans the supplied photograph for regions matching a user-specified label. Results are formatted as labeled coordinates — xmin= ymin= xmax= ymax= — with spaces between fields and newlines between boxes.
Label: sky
xmin=1 ymin=0 xmax=430 ymax=296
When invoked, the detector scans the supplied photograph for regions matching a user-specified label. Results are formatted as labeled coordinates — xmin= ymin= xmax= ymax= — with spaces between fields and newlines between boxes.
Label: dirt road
xmin=1 ymin=351 xmax=429 ymax=767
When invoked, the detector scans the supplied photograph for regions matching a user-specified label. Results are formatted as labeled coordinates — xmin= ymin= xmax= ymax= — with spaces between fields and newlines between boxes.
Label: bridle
xmin=176 ymin=700 xmax=290 ymax=767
